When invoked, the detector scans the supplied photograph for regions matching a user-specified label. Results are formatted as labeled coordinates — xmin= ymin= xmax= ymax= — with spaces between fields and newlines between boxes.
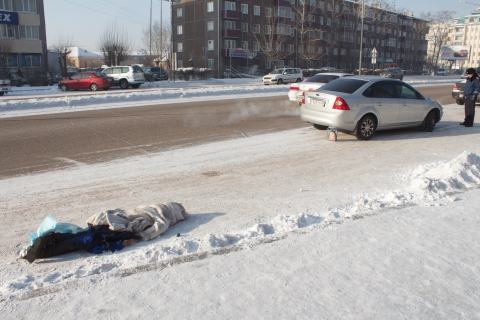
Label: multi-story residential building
xmin=447 ymin=10 xmax=480 ymax=70
xmin=171 ymin=0 xmax=428 ymax=78
xmin=0 ymin=0 xmax=48 ymax=74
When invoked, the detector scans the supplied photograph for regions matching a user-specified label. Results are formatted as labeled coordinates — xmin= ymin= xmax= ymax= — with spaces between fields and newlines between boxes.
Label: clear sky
xmin=44 ymin=0 xmax=479 ymax=52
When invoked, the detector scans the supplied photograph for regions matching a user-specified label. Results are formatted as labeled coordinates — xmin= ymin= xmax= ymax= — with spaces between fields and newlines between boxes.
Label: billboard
xmin=441 ymin=45 xmax=471 ymax=61
xmin=0 ymin=10 xmax=18 ymax=25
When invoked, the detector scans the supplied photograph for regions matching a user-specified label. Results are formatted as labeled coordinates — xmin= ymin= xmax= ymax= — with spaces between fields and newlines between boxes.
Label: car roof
xmin=313 ymin=72 xmax=354 ymax=76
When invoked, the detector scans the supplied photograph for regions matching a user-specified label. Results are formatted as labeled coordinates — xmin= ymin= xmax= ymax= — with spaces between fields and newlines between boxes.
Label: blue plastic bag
xmin=26 ymin=215 xmax=86 ymax=247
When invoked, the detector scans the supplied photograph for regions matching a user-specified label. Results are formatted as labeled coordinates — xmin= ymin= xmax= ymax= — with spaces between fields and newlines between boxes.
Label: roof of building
xmin=69 ymin=47 xmax=103 ymax=59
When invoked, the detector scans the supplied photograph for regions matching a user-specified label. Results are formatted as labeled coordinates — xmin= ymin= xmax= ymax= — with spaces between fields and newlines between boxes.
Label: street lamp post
xmin=358 ymin=0 xmax=365 ymax=75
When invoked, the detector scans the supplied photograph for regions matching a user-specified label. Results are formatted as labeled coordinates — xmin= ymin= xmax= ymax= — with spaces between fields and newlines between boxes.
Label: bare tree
xmin=142 ymin=20 xmax=172 ymax=69
xmin=0 ymin=38 xmax=15 ymax=74
xmin=250 ymin=9 xmax=292 ymax=69
xmin=51 ymin=34 xmax=74 ymax=78
xmin=423 ymin=11 xmax=456 ymax=73
xmin=98 ymin=22 xmax=133 ymax=66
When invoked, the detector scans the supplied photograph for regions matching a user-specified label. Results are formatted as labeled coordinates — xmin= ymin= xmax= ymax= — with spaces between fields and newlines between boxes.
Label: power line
xmin=97 ymin=0 xmax=150 ymax=21
xmin=63 ymin=0 xmax=148 ymax=27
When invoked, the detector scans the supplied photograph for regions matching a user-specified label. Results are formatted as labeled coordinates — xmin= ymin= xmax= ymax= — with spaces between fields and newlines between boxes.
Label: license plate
xmin=309 ymin=98 xmax=325 ymax=107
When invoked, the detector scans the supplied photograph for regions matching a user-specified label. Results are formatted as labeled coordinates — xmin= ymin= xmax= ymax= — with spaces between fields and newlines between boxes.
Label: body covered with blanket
xmin=86 ymin=202 xmax=188 ymax=241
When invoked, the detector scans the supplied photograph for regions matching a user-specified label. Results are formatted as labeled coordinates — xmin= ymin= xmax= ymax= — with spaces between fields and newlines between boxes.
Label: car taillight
xmin=332 ymin=96 xmax=350 ymax=110
xmin=301 ymin=92 xmax=306 ymax=105
xmin=290 ymin=85 xmax=299 ymax=90
xmin=308 ymin=88 xmax=316 ymax=91
xmin=453 ymin=83 xmax=458 ymax=90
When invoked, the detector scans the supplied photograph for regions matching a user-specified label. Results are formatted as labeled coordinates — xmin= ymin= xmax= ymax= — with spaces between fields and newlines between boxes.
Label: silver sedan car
xmin=288 ymin=73 xmax=354 ymax=105
xmin=300 ymin=77 xmax=443 ymax=140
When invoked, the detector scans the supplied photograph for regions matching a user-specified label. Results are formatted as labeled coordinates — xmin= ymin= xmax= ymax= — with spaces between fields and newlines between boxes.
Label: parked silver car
xmin=102 ymin=65 xmax=145 ymax=89
xmin=288 ymin=73 xmax=354 ymax=105
xmin=300 ymin=77 xmax=443 ymax=140
xmin=380 ymin=68 xmax=404 ymax=80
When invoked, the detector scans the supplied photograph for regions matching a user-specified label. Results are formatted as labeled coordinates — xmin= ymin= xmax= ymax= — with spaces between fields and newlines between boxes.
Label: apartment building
xmin=448 ymin=10 xmax=480 ymax=70
xmin=0 ymin=0 xmax=47 ymax=73
xmin=171 ymin=0 xmax=428 ymax=77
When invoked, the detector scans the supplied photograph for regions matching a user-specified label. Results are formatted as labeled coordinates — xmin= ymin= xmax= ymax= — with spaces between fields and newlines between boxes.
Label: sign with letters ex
xmin=0 ymin=11 xmax=19 ymax=25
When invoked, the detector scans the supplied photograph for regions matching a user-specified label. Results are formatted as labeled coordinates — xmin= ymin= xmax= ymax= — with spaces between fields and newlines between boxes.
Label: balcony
xmin=402 ymin=25 xmax=412 ymax=32
xmin=222 ymin=9 xmax=242 ymax=20
xmin=222 ymin=29 xmax=242 ymax=38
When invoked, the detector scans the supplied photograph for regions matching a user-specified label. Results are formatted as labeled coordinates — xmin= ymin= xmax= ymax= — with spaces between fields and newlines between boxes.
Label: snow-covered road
xmin=1 ymin=75 xmax=479 ymax=319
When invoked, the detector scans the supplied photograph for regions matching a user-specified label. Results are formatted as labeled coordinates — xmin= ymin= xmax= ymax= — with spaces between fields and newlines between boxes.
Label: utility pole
xmin=359 ymin=0 xmax=365 ymax=75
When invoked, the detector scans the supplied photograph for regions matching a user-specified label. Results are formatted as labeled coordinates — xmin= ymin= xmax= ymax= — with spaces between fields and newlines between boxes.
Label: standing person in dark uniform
xmin=461 ymin=68 xmax=480 ymax=127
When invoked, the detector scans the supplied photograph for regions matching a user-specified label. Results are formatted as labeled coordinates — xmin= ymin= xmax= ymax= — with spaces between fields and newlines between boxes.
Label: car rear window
xmin=150 ymin=67 xmax=160 ymax=72
xmin=319 ymin=78 xmax=369 ymax=94
xmin=133 ymin=65 xmax=144 ymax=73
xmin=94 ymin=72 xmax=107 ymax=77
xmin=306 ymin=74 xmax=339 ymax=83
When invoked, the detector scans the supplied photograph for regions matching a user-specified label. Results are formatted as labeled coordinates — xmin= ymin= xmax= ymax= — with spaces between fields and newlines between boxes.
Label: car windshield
xmin=319 ymin=78 xmax=369 ymax=94
xmin=306 ymin=74 xmax=339 ymax=83
xmin=270 ymin=69 xmax=285 ymax=74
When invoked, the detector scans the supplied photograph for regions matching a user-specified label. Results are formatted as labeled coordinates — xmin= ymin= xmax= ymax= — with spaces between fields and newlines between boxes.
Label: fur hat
xmin=466 ymin=68 xmax=476 ymax=74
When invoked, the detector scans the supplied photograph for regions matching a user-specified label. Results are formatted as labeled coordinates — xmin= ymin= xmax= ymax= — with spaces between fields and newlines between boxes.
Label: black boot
xmin=460 ymin=122 xmax=465 ymax=125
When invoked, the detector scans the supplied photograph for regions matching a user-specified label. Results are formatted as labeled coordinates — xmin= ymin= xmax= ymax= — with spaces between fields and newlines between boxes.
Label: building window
xmin=266 ymin=7 xmax=272 ymax=17
xmin=177 ymin=60 xmax=183 ymax=68
xmin=254 ymin=42 xmax=260 ymax=51
xmin=0 ymin=24 xmax=14 ymax=38
xmin=241 ymin=41 xmax=248 ymax=50
xmin=207 ymin=21 xmax=214 ymax=31
xmin=208 ymin=59 xmax=214 ymax=69
xmin=21 ymin=54 xmax=41 ymax=67
xmin=177 ymin=8 xmax=183 ymax=18
xmin=265 ymin=60 xmax=271 ymax=69
xmin=19 ymin=25 xmax=39 ymax=39
xmin=177 ymin=25 xmax=183 ymax=35
xmin=207 ymin=2 xmax=214 ymax=12
xmin=177 ymin=42 xmax=183 ymax=52
xmin=241 ymin=22 xmax=248 ymax=32
xmin=224 ymin=39 xmax=236 ymax=49
xmin=0 ymin=0 xmax=13 ymax=10
xmin=265 ymin=25 xmax=271 ymax=35
xmin=241 ymin=4 xmax=248 ymax=14
xmin=253 ymin=24 xmax=260 ymax=33
xmin=225 ymin=1 xmax=235 ymax=10
xmin=15 ymin=0 xmax=36 ymax=13
xmin=225 ymin=21 xmax=235 ymax=30
xmin=207 ymin=40 xmax=214 ymax=50
xmin=254 ymin=5 xmax=260 ymax=16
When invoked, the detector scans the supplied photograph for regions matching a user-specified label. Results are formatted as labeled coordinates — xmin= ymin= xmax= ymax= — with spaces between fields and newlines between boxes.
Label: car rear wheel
xmin=119 ymin=79 xmax=129 ymax=89
xmin=277 ymin=79 xmax=283 ymax=85
xmin=60 ymin=84 xmax=68 ymax=92
xmin=90 ymin=83 xmax=98 ymax=91
xmin=313 ymin=124 xmax=328 ymax=130
xmin=456 ymin=99 xmax=465 ymax=105
xmin=356 ymin=115 xmax=376 ymax=140
xmin=296 ymin=78 xmax=302 ymax=82
xmin=423 ymin=110 xmax=436 ymax=132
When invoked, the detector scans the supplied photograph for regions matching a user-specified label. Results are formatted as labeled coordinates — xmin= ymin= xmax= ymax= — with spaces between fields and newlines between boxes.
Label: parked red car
xmin=58 ymin=72 xmax=114 ymax=91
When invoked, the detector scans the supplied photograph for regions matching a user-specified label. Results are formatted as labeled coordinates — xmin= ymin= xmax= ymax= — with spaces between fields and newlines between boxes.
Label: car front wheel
xmin=277 ymin=79 xmax=283 ymax=85
xmin=423 ymin=110 xmax=437 ymax=132
xmin=60 ymin=84 xmax=68 ymax=92
xmin=356 ymin=115 xmax=376 ymax=140
xmin=90 ymin=83 xmax=98 ymax=91
xmin=456 ymin=99 xmax=465 ymax=105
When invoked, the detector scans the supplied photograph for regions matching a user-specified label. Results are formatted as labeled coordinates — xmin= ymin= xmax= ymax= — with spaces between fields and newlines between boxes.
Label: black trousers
xmin=464 ymin=95 xmax=477 ymax=127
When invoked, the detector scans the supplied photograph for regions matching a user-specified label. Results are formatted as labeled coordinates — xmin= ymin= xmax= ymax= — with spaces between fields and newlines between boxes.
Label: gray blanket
xmin=86 ymin=202 xmax=188 ymax=241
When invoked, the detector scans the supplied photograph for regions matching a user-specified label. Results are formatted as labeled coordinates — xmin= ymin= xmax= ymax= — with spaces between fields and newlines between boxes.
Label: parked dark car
xmin=28 ymin=72 xmax=52 ymax=86
xmin=144 ymin=66 xmax=168 ymax=81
